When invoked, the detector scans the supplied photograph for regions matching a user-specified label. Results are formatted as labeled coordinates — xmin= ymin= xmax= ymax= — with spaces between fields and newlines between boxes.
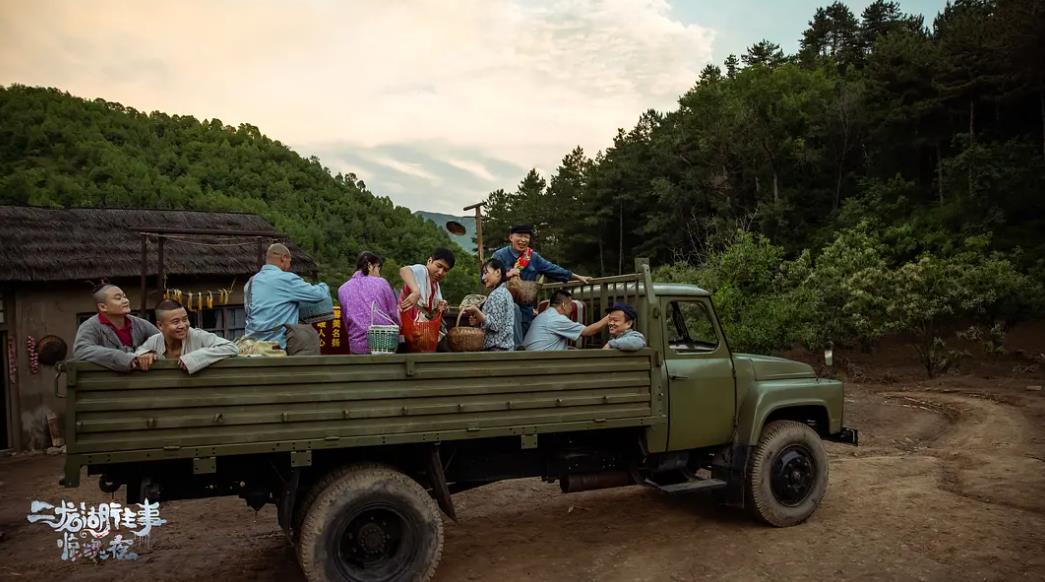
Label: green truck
xmin=58 ymin=268 xmax=857 ymax=582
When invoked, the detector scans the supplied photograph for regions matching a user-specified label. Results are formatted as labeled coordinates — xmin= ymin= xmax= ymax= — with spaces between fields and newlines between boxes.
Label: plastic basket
xmin=366 ymin=303 xmax=400 ymax=354
xmin=403 ymin=311 xmax=442 ymax=353
xmin=366 ymin=325 xmax=399 ymax=354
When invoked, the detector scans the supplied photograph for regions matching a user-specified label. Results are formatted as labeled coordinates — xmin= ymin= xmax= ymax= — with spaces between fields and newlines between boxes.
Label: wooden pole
xmin=256 ymin=238 xmax=265 ymax=269
xmin=139 ymin=234 xmax=148 ymax=316
xmin=464 ymin=201 xmax=487 ymax=266
xmin=157 ymin=236 xmax=166 ymax=305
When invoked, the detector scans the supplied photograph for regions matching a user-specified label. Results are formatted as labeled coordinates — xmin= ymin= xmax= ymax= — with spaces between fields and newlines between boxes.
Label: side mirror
xmin=824 ymin=347 xmax=834 ymax=368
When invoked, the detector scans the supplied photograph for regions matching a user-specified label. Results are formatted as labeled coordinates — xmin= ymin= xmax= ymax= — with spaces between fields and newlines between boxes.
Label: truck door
xmin=662 ymin=297 xmax=736 ymax=451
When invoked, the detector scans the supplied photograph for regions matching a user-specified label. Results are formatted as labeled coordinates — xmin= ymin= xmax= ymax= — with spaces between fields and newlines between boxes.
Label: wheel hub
xmin=337 ymin=505 xmax=409 ymax=580
xmin=358 ymin=522 xmax=387 ymax=555
xmin=770 ymin=445 xmax=816 ymax=506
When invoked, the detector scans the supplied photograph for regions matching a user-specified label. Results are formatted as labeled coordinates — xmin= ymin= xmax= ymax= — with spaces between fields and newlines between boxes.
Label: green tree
xmin=742 ymin=40 xmax=787 ymax=68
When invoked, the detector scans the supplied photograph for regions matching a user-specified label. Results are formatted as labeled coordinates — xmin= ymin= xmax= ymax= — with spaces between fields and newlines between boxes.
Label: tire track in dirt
xmin=880 ymin=391 xmax=1045 ymax=516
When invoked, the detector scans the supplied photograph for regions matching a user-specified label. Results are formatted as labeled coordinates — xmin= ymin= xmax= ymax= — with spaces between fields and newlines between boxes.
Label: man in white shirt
xmin=522 ymin=290 xmax=609 ymax=351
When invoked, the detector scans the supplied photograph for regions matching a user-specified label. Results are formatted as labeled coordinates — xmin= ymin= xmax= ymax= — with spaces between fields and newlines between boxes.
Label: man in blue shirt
xmin=602 ymin=303 xmax=647 ymax=351
xmin=243 ymin=243 xmax=329 ymax=347
xmin=492 ymin=224 xmax=592 ymax=341
xmin=523 ymin=290 xmax=609 ymax=351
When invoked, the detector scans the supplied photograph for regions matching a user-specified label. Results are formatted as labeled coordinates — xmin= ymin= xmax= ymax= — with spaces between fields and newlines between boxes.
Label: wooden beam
xmin=134 ymin=227 xmax=284 ymax=237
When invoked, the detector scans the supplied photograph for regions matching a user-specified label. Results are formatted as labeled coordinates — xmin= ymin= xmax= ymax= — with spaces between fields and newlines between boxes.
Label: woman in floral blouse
xmin=461 ymin=258 xmax=516 ymax=351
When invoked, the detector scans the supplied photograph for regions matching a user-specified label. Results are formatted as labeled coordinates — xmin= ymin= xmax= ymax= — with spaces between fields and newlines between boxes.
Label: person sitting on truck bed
xmin=135 ymin=300 xmax=239 ymax=374
xmin=338 ymin=251 xmax=400 ymax=354
xmin=398 ymin=247 xmax=454 ymax=321
xmin=492 ymin=224 xmax=593 ymax=343
xmin=601 ymin=303 xmax=646 ymax=352
xmin=73 ymin=283 xmax=161 ymax=372
xmin=461 ymin=258 xmax=516 ymax=351
xmin=522 ymin=290 xmax=609 ymax=351
xmin=243 ymin=243 xmax=329 ymax=349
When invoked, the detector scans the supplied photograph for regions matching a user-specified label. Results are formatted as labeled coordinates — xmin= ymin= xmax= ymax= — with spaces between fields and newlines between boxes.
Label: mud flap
xmin=724 ymin=443 xmax=750 ymax=508
xmin=277 ymin=467 xmax=301 ymax=536
xmin=426 ymin=444 xmax=457 ymax=521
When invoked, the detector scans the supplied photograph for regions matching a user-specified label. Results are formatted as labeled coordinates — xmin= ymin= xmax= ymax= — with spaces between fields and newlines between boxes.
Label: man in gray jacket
xmin=73 ymin=284 xmax=159 ymax=371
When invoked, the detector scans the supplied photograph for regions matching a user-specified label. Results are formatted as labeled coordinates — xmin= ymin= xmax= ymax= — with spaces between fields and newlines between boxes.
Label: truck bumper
xmin=825 ymin=427 xmax=859 ymax=446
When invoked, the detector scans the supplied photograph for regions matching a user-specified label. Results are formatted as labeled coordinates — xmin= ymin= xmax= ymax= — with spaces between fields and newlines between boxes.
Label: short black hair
xmin=430 ymin=247 xmax=456 ymax=269
xmin=91 ymin=282 xmax=118 ymax=304
xmin=481 ymin=258 xmax=507 ymax=284
xmin=356 ymin=251 xmax=383 ymax=275
xmin=155 ymin=299 xmax=186 ymax=321
xmin=606 ymin=302 xmax=638 ymax=323
xmin=549 ymin=289 xmax=573 ymax=307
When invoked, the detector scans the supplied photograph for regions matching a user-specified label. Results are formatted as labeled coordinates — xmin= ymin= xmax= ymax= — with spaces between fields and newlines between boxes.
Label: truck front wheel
xmin=296 ymin=464 xmax=444 ymax=582
xmin=746 ymin=420 xmax=829 ymax=527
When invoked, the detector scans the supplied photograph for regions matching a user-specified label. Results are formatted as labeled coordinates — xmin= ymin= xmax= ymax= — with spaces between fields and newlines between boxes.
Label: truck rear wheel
xmin=746 ymin=420 xmax=829 ymax=527
xmin=296 ymin=464 xmax=444 ymax=582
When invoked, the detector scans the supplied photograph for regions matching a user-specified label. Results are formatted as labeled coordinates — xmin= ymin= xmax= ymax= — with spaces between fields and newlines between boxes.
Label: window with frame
xmin=199 ymin=305 xmax=246 ymax=340
xmin=666 ymin=300 xmax=720 ymax=354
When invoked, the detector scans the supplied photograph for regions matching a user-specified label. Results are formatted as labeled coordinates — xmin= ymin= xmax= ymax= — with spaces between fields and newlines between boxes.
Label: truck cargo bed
xmin=63 ymin=350 xmax=662 ymax=484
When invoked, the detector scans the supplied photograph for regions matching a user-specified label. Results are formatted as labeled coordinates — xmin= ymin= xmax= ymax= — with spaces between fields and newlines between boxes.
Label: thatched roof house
xmin=0 ymin=206 xmax=321 ymax=451
xmin=0 ymin=206 xmax=317 ymax=282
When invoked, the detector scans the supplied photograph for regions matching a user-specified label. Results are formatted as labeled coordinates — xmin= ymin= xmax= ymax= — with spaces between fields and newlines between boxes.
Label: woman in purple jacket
xmin=338 ymin=252 xmax=400 ymax=354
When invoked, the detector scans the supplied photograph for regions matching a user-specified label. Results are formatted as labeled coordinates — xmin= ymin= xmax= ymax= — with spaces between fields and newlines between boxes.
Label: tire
xmin=746 ymin=420 xmax=829 ymax=527
xmin=296 ymin=464 xmax=444 ymax=582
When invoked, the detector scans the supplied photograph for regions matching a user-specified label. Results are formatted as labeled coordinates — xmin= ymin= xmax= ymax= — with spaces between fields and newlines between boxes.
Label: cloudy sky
xmin=0 ymin=0 xmax=947 ymax=214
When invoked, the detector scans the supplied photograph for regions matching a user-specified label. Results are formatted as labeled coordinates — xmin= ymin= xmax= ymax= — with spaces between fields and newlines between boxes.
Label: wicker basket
xmin=507 ymin=278 xmax=539 ymax=305
xmin=447 ymin=310 xmax=486 ymax=352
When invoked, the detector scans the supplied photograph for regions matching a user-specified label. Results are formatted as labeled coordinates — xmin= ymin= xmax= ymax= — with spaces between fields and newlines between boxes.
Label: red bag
xmin=402 ymin=311 xmax=442 ymax=352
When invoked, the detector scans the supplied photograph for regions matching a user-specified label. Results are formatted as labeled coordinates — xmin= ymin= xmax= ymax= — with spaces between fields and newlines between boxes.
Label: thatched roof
xmin=0 ymin=206 xmax=318 ymax=282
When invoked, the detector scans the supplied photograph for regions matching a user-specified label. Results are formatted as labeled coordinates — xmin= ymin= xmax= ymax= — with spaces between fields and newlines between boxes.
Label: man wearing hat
xmin=602 ymin=303 xmax=647 ymax=351
xmin=492 ymin=224 xmax=592 ymax=341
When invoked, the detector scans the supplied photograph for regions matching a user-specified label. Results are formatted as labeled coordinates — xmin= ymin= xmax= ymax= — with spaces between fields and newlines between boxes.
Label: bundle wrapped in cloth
xmin=299 ymin=294 xmax=335 ymax=324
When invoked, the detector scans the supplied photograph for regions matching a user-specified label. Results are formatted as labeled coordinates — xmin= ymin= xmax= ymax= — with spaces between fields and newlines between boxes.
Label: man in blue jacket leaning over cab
xmin=491 ymin=224 xmax=592 ymax=343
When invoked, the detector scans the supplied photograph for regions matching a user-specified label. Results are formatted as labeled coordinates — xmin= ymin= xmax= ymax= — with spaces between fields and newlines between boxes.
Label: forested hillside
xmin=0 ymin=85 xmax=477 ymax=298
xmin=483 ymin=0 xmax=1045 ymax=373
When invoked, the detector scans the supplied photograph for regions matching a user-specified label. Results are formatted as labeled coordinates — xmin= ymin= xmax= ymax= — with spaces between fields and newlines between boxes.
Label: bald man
xmin=243 ymin=243 xmax=329 ymax=348
xmin=73 ymin=284 xmax=160 ymax=371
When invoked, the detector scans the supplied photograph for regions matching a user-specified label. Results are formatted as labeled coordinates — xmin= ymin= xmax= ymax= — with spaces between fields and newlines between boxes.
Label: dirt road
xmin=2 ymin=376 xmax=1043 ymax=581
